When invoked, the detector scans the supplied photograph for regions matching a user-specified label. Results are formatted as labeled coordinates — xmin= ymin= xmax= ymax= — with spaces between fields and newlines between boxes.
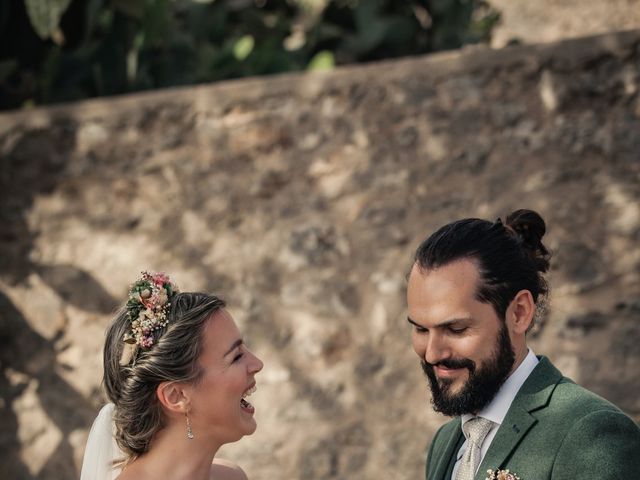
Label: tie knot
xmin=463 ymin=417 xmax=494 ymax=445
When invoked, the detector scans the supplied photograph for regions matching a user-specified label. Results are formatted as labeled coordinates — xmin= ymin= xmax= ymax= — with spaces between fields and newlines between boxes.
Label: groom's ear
xmin=507 ymin=289 xmax=535 ymax=335
xmin=157 ymin=381 xmax=191 ymax=415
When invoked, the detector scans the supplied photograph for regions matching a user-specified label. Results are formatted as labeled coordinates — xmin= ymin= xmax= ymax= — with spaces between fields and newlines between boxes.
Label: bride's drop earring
xmin=185 ymin=413 xmax=194 ymax=439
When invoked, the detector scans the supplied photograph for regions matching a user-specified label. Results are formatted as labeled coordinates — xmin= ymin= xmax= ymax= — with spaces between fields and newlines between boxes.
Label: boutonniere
xmin=485 ymin=469 xmax=521 ymax=480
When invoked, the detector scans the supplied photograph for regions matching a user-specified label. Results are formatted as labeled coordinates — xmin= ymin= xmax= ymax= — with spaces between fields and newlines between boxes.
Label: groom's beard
xmin=421 ymin=323 xmax=515 ymax=416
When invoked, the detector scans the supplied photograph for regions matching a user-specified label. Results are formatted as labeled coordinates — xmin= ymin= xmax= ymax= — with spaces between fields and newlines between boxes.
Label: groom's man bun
xmin=413 ymin=208 xmax=551 ymax=328
xmin=505 ymin=209 xmax=551 ymax=274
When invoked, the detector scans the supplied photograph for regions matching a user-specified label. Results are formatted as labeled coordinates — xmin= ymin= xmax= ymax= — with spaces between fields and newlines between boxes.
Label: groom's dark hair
xmin=413 ymin=209 xmax=551 ymax=324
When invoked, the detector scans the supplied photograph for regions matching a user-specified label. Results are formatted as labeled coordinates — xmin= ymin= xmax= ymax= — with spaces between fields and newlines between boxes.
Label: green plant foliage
xmin=307 ymin=50 xmax=334 ymax=70
xmin=234 ymin=35 xmax=255 ymax=61
xmin=0 ymin=0 xmax=500 ymax=110
xmin=0 ymin=60 xmax=17 ymax=82
xmin=24 ymin=0 xmax=72 ymax=40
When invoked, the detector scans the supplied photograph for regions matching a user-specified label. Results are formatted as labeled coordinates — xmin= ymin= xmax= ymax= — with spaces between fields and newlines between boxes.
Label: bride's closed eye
xmin=232 ymin=351 xmax=244 ymax=363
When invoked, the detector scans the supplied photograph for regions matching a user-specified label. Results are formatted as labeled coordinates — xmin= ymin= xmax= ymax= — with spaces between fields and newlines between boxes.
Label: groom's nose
xmin=422 ymin=333 xmax=451 ymax=365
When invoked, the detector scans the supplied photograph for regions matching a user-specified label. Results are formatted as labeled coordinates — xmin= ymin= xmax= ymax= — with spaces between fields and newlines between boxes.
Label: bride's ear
xmin=157 ymin=381 xmax=191 ymax=415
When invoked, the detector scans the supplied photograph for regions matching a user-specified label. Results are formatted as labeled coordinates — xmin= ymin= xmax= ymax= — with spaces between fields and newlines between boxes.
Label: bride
xmin=81 ymin=272 xmax=263 ymax=480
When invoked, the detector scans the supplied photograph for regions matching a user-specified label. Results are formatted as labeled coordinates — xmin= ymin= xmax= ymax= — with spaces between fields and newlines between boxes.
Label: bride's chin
xmin=245 ymin=419 xmax=257 ymax=433
xmin=242 ymin=418 xmax=257 ymax=436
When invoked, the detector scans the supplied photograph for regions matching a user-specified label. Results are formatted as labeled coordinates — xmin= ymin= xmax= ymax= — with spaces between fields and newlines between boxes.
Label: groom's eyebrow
xmin=407 ymin=317 xmax=472 ymax=329
xmin=224 ymin=338 xmax=244 ymax=357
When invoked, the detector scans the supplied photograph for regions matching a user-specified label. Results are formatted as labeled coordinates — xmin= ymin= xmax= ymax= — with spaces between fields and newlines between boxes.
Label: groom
xmin=406 ymin=210 xmax=640 ymax=480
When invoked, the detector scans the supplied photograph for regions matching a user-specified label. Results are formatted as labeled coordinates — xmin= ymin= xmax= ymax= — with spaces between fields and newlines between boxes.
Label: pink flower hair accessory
xmin=123 ymin=271 xmax=179 ymax=351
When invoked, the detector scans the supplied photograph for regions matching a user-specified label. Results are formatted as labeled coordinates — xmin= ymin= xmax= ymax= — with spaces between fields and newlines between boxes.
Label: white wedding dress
xmin=80 ymin=404 xmax=123 ymax=480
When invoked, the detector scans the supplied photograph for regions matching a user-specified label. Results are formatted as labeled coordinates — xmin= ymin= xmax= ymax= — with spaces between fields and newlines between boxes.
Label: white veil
xmin=80 ymin=403 xmax=123 ymax=480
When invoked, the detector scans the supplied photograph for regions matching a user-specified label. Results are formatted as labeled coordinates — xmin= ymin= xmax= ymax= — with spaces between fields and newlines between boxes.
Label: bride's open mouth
xmin=240 ymin=384 xmax=256 ymax=413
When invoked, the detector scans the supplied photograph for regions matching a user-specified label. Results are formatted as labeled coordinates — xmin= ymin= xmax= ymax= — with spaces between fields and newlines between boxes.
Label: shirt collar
xmin=461 ymin=349 xmax=539 ymax=430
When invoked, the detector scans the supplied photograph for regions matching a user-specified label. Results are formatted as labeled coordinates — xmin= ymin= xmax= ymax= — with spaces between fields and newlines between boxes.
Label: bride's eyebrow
xmin=223 ymin=338 xmax=243 ymax=357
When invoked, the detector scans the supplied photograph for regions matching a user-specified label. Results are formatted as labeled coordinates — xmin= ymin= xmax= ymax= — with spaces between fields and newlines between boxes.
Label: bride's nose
xmin=248 ymin=350 xmax=263 ymax=374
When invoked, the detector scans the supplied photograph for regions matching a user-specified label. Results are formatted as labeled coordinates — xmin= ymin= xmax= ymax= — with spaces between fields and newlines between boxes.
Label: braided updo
xmin=414 ymin=208 xmax=551 ymax=327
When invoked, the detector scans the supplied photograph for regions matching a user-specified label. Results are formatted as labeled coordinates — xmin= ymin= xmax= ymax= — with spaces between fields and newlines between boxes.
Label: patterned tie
xmin=455 ymin=417 xmax=495 ymax=480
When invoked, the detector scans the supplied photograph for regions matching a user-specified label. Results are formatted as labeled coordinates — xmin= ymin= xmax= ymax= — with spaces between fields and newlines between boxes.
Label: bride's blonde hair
xmin=103 ymin=292 xmax=225 ymax=460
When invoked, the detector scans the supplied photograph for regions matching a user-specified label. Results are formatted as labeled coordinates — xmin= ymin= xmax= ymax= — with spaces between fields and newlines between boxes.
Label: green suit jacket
xmin=425 ymin=356 xmax=640 ymax=480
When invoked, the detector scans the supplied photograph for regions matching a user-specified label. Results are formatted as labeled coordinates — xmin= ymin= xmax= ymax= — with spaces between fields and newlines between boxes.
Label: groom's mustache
xmin=421 ymin=357 xmax=476 ymax=376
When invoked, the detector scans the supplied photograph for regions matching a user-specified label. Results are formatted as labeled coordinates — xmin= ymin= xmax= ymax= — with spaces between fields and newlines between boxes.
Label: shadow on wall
xmin=0 ymin=116 xmax=119 ymax=478
xmin=0 ymin=291 xmax=97 ymax=478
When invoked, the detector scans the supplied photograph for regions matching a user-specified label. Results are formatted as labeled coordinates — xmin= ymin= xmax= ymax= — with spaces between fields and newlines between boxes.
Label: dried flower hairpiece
xmin=123 ymin=271 xmax=179 ymax=349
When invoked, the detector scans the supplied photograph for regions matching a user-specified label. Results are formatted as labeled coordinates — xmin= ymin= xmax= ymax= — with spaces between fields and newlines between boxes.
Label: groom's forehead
xmin=408 ymin=260 xmax=484 ymax=303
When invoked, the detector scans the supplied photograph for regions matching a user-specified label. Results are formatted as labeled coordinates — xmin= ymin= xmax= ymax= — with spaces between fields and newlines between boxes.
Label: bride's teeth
xmin=242 ymin=386 xmax=257 ymax=399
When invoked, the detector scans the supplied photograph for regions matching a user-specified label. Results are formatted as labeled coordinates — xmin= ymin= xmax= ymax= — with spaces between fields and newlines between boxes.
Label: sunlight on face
xmin=407 ymin=259 xmax=509 ymax=405
xmin=187 ymin=309 xmax=263 ymax=445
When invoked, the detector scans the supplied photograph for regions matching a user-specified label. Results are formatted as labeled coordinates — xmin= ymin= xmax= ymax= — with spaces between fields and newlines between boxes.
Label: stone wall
xmin=1 ymin=30 xmax=639 ymax=480
xmin=487 ymin=0 xmax=640 ymax=47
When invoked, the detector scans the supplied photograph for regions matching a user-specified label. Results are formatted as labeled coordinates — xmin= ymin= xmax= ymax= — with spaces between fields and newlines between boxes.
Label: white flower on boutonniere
xmin=485 ymin=468 xmax=521 ymax=480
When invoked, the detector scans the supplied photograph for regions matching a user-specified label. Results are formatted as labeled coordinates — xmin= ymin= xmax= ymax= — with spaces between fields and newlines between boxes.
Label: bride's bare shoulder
xmin=210 ymin=458 xmax=248 ymax=480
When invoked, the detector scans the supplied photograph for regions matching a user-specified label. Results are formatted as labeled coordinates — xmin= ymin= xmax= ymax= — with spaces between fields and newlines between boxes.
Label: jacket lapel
xmin=475 ymin=405 xmax=536 ymax=479
xmin=431 ymin=418 xmax=463 ymax=480
xmin=474 ymin=357 xmax=563 ymax=479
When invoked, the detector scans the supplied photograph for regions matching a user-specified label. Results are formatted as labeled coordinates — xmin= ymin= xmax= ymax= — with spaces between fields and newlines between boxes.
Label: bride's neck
xmin=121 ymin=422 xmax=222 ymax=480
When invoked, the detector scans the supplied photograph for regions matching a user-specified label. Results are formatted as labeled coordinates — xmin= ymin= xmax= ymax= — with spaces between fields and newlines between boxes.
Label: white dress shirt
xmin=450 ymin=349 xmax=539 ymax=480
